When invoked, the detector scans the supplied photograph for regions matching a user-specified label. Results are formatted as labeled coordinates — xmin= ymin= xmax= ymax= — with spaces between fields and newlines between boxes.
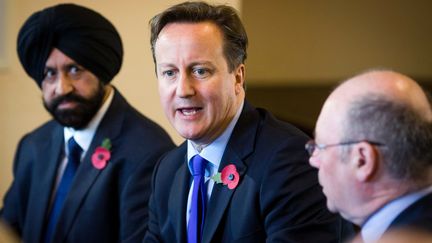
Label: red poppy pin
xmin=211 ymin=164 xmax=240 ymax=190
xmin=91 ymin=138 xmax=111 ymax=170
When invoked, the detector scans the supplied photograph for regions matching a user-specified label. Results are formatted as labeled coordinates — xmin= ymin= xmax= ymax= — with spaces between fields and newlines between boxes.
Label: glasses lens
xmin=305 ymin=140 xmax=316 ymax=156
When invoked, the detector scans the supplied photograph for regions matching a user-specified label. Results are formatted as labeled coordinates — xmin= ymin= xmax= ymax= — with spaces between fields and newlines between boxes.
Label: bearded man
xmin=0 ymin=4 xmax=174 ymax=243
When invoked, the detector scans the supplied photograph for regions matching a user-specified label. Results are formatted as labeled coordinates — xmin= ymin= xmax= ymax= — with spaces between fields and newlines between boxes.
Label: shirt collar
xmin=64 ymin=87 xmax=114 ymax=156
xmin=361 ymin=185 xmax=432 ymax=242
xmin=187 ymin=100 xmax=244 ymax=177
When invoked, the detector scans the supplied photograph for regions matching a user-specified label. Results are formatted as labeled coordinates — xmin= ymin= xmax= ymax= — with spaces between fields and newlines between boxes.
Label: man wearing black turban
xmin=0 ymin=4 xmax=175 ymax=243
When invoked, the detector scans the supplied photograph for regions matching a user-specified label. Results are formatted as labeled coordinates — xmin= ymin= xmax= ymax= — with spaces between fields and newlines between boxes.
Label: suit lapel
xmin=389 ymin=191 xmax=432 ymax=229
xmin=202 ymin=102 xmax=260 ymax=243
xmin=27 ymin=123 xmax=64 ymax=241
xmin=168 ymin=152 xmax=190 ymax=243
xmin=202 ymin=149 xmax=247 ymax=243
xmin=53 ymin=89 xmax=126 ymax=240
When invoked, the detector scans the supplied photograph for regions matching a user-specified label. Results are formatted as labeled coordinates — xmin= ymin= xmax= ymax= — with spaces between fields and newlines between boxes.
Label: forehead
xmin=315 ymin=98 xmax=347 ymax=142
xmin=158 ymin=21 xmax=222 ymax=39
xmin=154 ymin=21 xmax=224 ymax=57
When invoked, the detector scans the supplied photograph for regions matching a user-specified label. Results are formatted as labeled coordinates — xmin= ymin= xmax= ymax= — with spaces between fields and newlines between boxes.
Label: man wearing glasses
xmin=308 ymin=69 xmax=432 ymax=242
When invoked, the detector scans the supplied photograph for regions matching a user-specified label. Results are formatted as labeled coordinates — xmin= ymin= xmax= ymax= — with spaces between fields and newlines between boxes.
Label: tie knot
xmin=191 ymin=155 xmax=207 ymax=177
xmin=68 ymin=137 xmax=82 ymax=160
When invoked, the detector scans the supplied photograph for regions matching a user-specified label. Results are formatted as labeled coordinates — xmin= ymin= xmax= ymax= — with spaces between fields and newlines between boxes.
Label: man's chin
xmin=44 ymin=85 xmax=105 ymax=129
xmin=56 ymin=118 xmax=87 ymax=129
xmin=53 ymin=111 xmax=91 ymax=129
xmin=326 ymin=201 xmax=338 ymax=213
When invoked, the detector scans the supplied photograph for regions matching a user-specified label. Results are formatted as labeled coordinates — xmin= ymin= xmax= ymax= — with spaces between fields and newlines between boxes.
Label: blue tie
xmin=188 ymin=155 xmax=207 ymax=243
xmin=44 ymin=137 xmax=82 ymax=243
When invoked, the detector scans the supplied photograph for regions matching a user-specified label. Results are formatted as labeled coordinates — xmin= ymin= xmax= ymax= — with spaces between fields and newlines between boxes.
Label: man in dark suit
xmin=0 ymin=4 xmax=175 ymax=243
xmin=308 ymin=70 xmax=432 ymax=242
xmin=145 ymin=2 xmax=352 ymax=242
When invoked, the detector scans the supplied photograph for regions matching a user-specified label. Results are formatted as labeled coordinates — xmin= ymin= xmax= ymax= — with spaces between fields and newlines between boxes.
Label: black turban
xmin=17 ymin=3 xmax=123 ymax=87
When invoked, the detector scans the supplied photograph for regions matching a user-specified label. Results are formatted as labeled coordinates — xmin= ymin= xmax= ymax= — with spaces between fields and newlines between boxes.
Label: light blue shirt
xmin=361 ymin=185 xmax=432 ymax=243
xmin=186 ymin=101 xmax=244 ymax=225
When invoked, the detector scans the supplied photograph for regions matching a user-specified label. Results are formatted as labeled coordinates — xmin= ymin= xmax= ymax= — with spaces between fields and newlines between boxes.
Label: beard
xmin=43 ymin=83 xmax=106 ymax=130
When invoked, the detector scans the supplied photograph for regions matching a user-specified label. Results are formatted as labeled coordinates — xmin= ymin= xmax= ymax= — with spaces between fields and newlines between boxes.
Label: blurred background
xmin=1 ymin=0 xmax=432 ymax=206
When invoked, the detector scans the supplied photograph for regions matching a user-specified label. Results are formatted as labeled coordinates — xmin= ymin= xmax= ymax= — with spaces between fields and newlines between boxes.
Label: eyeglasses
xmin=305 ymin=140 xmax=384 ymax=156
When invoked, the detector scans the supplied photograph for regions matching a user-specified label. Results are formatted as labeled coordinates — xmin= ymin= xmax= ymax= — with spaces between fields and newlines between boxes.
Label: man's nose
xmin=176 ymin=74 xmax=195 ymax=98
xmin=55 ymin=73 xmax=74 ymax=96
xmin=309 ymin=154 xmax=320 ymax=168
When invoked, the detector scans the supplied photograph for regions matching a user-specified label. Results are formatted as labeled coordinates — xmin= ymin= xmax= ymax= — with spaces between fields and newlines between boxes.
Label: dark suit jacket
xmin=0 ymin=88 xmax=175 ymax=243
xmin=145 ymin=102 xmax=353 ymax=243
xmin=388 ymin=192 xmax=432 ymax=232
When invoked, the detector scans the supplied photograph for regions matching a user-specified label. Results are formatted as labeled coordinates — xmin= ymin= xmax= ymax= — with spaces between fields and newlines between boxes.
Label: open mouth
xmin=178 ymin=107 xmax=202 ymax=116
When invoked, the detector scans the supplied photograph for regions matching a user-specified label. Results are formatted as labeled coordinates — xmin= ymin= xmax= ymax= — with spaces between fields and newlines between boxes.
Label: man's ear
xmin=234 ymin=64 xmax=245 ymax=95
xmin=353 ymin=142 xmax=379 ymax=182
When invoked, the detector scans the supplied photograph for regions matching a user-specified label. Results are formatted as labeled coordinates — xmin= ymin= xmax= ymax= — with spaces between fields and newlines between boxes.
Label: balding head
xmin=318 ymin=69 xmax=432 ymax=183
xmin=311 ymin=70 xmax=432 ymax=225
xmin=328 ymin=70 xmax=432 ymax=122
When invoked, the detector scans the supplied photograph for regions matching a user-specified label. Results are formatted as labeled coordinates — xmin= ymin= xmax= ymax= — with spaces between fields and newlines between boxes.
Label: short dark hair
xmin=343 ymin=95 xmax=432 ymax=184
xmin=149 ymin=1 xmax=248 ymax=73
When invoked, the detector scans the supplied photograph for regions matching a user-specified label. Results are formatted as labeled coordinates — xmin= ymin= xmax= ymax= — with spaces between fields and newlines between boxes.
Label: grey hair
xmin=343 ymin=94 xmax=432 ymax=183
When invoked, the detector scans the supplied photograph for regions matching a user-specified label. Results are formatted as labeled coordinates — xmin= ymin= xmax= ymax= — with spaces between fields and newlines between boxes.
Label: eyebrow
xmin=158 ymin=60 xmax=214 ymax=67
xmin=44 ymin=62 xmax=83 ymax=71
xmin=189 ymin=61 xmax=213 ymax=66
